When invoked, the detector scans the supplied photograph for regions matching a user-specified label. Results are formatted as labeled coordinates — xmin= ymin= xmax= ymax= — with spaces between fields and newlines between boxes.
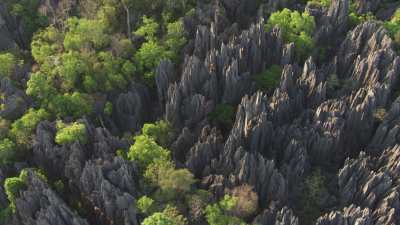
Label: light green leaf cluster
xmin=55 ymin=121 xmax=87 ymax=145
xmin=265 ymin=8 xmax=316 ymax=60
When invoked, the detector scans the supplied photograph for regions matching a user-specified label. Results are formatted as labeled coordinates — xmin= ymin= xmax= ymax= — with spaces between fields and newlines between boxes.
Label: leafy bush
xmin=385 ymin=9 xmax=400 ymax=46
xmin=0 ymin=139 xmax=16 ymax=166
xmin=10 ymin=108 xmax=49 ymax=146
xmin=165 ymin=20 xmax=187 ymax=61
xmin=186 ymin=190 xmax=212 ymax=223
xmin=134 ymin=16 xmax=186 ymax=82
xmin=205 ymin=195 xmax=246 ymax=225
xmin=104 ymin=101 xmax=113 ymax=116
xmin=55 ymin=121 xmax=87 ymax=145
xmin=142 ymin=120 xmax=174 ymax=147
xmin=142 ymin=212 xmax=174 ymax=225
xmin=141 ymin=206 xmax=188 ymax=225
xmin=298 ymin=170 xmax=329 ymax=225
xmin=4 ymin=170 xmax=29 ymax=212
xmin=230 ymin=184 xmax=259 ymax=219
xmin=0 ymin=53 xmax=21 ymax=78
xmin=47 ymin=92 xmax=93 ymax=119
xmin=209 ymin=104 xmax=235 ymax=125
xmin=128 ymin=135 xmax=171 ymax=170
xmin=137 ymin=196 xmax=156 ymax=215
xmin=254 ymin=65 xmax=283 ymax=90
xmin=158 ymin=168 xmax=195 ymax=194
xmin=265 ymin=9 xmax=316 ymax=60
xmin=134 ymin=16 xmax=160 ymax=41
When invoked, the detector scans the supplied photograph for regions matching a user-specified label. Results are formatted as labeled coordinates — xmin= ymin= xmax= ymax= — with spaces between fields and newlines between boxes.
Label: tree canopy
xmin=265 ymin=8 xmax=316 ymax=60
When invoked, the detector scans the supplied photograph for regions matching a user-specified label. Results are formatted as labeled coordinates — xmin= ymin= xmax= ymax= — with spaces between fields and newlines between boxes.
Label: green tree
xmin=205 ymin=195 xmax=246 ymax=225
xmin=128 ymin=134 xmax=171 ymax=170
xmin=47 ymin=92 xmax=93 ymax=119
xmin=135 ymin=40 xmax=169 ymax=80
xmin=209 ymin=104 xmax=235 ymax=125
xmin=164 ymin=20 xmax=187 ymax=61
xmin=64 ymin=17 xmax=110 ymax=50
xmin=141 ymin=212 xmax=174 ymax=225
xmin=137 ymin=196 xmax=156 ymax=215
xmin=142 ymin=120 xmax=174 ymax=147
xmin=4 ymin=170 xmax=28 ymax=212
xmin=0 ymin=139 xmax=16 ymax=166
xmin=134 ymin=16 xmax=160 ymax=41
xmin=385 ymin=9 xmax=400 ymax=46
xmin=158 ymin=168 xmax=195 ymax=194
xmin=141 ymin=206 xmax=188 ymax=225
xmin=0 ymin=53 xmax=21 ymax=78
xmin=265 ymin=9 xmax=316 ymax=60
xmin=55 ymin=121 xmax=87 ymax=145
xmin=298 ymin=170 xmax=329 ymax=225
xmin=10 ymin=108 xmax=49 ymax=146
xmin=254 ymin=65 xmax=283 ymax=90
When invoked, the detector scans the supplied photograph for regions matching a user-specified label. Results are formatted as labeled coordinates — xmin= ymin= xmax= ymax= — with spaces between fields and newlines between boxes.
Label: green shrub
xmin=385 ymin=9 xmax=400 ymax=45
xmin=230 ymin=184 xmax=259 ymax=219
xmin=47 ymin=92 xmax=93 ymax=119
xmin=265 ymin=9 xmax=316 ymax=60
xmin=0 ymin=139 xmax=16 ymax=166
xmin=4 ymin=170 xmax=29 ymax=212
xmin=137 ymin=196 xmax=156 ymax=215
xmin=10 ymin=108 xmax=49 ymax=146
xmin=142 ymin=120 xmax=174 ymax=147
xmin=158 ymin=168 xmax=195 ymax=194
xmin=104 ymin=101 xmax=113 ymax=116
xmin=0 ymin=53 xmax=21 ymax=78
xmin=55 ymin=121 xmax=87 ymax=145
xmin=254 ymin=65 xmax=283 ymax=90
xmin=209 ymin=104 xmax=235 ymax=125
xmin=205 ymin=195 xmax=246 ymax=225
xmin=298 ymin=170 xmax=329 ymax=225
xmin=141 ymin=206 xmax=188 ymax=225
xmin=128 ymin=134 xmax=171 ymax=170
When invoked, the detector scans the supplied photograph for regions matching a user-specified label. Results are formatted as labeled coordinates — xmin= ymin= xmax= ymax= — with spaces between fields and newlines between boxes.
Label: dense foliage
xmin=265 ymin=9 xmax=316 ymax=60
xmin=55 ymin=121 xmax=87 ymax=145
xmin=254 ymin=65 xmax=283 ymax=91
xmin=0 ymin=0 xmax=399 ymax=225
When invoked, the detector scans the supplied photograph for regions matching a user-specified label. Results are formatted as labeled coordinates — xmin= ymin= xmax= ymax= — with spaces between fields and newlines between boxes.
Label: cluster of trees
xmin=128 ymin=121 xmax=259 ymax=225
xmin=265 ymin=8 xmax=316 ymax=61
xmin=55 ymin=121 xmax=87 ymax=145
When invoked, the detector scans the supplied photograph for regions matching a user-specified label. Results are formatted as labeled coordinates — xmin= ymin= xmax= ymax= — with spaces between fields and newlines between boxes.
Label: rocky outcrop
xmin=155 ymin=60 xmax=176 ymax=107
xmin=315 ymin=0 xmax=349 ymax=44
xmin=186 ymin=126 xmax=223 ymax=177
xmin=112 ymin=83 xmax=150 ymax=133
xmin=315 ymin=205 xmax=372 ymax=225
xmin=79 ymin=157 xmax=138 ymax=225
xmin=333 ymin=146 xmax=400 ymax=225
xmin=368 ymin=97 xmax=400 ymax=154
xmin=13 ymin=170 xmax=88 ymax=225
xmin=254 ymin=204 xmax=299 ymax=225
